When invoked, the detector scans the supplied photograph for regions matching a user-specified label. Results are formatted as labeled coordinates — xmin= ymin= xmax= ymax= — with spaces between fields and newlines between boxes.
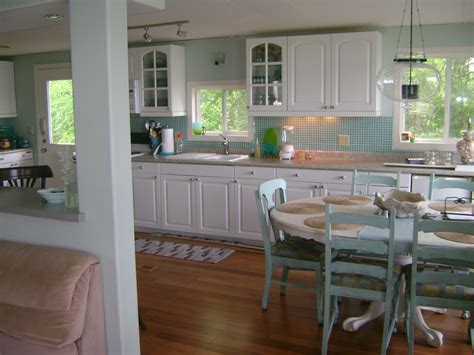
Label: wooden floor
xmin=136 ymin=235 xmax=472 ymax=355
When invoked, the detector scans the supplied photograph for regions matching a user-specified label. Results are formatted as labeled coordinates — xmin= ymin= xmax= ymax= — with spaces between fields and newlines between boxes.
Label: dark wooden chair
xmin=0 ymin=165 xmax=53 ymax=188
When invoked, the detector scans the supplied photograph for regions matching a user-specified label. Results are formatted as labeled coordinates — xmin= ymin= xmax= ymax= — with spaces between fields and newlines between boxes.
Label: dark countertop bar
xmin=0 ymin=188 xmax=85 ymax=222
xmin=132 ymin=153 xmax=474 ymax=178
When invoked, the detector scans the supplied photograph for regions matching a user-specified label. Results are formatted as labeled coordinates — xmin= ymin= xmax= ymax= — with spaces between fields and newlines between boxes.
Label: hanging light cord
xmin=416 ymin=0 xmax=427 ymax=60
xmin=394 ymin=0 xmax=409 ymax=61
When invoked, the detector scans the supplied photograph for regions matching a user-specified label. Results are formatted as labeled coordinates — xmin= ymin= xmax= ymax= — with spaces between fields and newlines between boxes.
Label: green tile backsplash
xmin=131 ymin=114 xmax=397 ymax=152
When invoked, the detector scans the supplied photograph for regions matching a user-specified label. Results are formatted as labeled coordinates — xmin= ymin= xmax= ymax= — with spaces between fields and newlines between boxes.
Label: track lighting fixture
xmin=128 ymin=20 xmax=190 ymax=43
xmin=143 ymin=26 xmax=152 ymax=43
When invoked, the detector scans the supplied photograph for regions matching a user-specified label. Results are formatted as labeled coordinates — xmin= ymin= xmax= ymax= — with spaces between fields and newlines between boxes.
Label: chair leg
xmin=381 ymin=291 xmax=394 ymax=355
xmin=261 ymin=260 xmax=273 ymax=310
xmin=322 ymin=295 xmax=337 ymax=355
xmin=138 ymin=313 xmax=147 ymax=331
xmin=469 ymin=317 xmax=474 ymax=346
xmin=406 ymin=297 xmax=415 ymax=355
xmin=279 ymin=266 xmax=289 ymax=295
xmin=316 ymin=267 xmax=324 ymax=325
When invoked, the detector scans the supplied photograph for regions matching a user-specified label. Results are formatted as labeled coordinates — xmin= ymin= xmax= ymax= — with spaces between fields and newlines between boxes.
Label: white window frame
xmin=187 ymin=80 xmax=252 ymax=142
xmin=392 ymin=46 xmax=474 ymax=151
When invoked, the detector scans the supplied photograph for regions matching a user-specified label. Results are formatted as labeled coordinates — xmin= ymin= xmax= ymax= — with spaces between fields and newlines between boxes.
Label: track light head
xmin=143 ymin=27 xmax=152 ymax=43
xmin=176 ymin=23 xmax=187 ymax=38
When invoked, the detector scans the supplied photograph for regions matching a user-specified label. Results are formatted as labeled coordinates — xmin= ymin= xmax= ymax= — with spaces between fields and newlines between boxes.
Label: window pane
xmin=225 ymin=89 xmax=248 ymax=132
xmin=48 ymin=80 xmax=75 ymax=144
xmin=449 ymin=57 xmax=474 ymax=138
xmin=404 ymin=58 xmax=446 ymax=140
xmin=199 ymin=89 xmax=222 ymax=132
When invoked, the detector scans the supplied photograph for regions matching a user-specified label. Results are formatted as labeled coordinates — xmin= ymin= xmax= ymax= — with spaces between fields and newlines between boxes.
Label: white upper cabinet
xmin=330 ymin=32 xmax=381 ymax=115
xmin=287 ymin=35 xmax=331 ymax=112
xmin=246 ymin=37 xmax=287 ymax=112
xmin=0 ymin=61 xmax=17 ymax=118
xmin=251 ymin=31 xmax=381 ymax=117
xmin=137 ymin=45 xmax=186 ymax=117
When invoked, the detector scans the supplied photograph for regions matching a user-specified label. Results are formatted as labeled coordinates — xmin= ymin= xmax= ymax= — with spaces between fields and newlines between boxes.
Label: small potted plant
xmin=409 ymin=133 xmax=417 ymax=143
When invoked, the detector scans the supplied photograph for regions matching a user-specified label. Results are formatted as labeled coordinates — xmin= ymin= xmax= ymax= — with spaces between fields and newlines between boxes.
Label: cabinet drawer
xmin=161 ymin=163 xmax=234 ymax=178
xmin=234 ymin=166 xmax=275 ymax=180
xmin=0 ymin=150 xmax=33 ymax=164
xmin=277 ymin=168 xmax=351 ymax=183
xmin=132 ymin=162 xmax=160 ymax=175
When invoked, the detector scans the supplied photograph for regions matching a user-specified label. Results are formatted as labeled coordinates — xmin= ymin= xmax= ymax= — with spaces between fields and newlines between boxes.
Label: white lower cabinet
xmin=161 ymin=174 xmax=194 ymax=233
xmin=132 ymin=163 xmax=161 ymax=229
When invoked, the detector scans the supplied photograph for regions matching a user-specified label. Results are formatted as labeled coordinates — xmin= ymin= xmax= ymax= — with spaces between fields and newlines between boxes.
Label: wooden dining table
xmin=270 ymin=195 xmax=474 ymax=348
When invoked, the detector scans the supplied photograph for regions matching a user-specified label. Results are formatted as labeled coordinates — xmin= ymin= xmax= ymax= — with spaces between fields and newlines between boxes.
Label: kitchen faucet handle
xmin=219 ymin=134 xmax=228 ymax=141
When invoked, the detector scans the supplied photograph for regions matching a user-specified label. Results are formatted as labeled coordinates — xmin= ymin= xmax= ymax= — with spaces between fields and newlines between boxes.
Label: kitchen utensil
xmin=279 ymin=125 xmax=295 ymax=160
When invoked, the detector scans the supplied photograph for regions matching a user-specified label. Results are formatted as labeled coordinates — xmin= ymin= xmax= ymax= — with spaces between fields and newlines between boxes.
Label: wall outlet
xmin=338 ymin=134 xmax=350 ymax=147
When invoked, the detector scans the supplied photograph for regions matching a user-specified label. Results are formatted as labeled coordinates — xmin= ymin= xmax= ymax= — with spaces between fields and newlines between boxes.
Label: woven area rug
xmin=135 ymin=238 xmax=235 ymax=264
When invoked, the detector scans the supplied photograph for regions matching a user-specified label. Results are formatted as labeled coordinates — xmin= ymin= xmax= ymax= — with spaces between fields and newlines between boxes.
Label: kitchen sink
xmin=202 ymin=154 xmax=249 ymax=162
xmin=164 ymin=153 xmax=215 ymax=160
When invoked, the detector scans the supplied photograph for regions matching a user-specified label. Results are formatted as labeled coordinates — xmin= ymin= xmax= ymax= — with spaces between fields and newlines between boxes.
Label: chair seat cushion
xmin=271 ymin=236 xmax=324 ymax=262
xmin=332 ymin=257 xmax=402 ymax=292
xmin=407 ymin=264 xmax=474 ymax=301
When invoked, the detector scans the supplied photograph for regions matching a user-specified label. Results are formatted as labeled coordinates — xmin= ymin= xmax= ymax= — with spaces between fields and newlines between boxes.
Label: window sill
xmin=392 ymin=140 xmax=456 ymax=151
xmin=187 ymin=134 xmax=252 ymax=143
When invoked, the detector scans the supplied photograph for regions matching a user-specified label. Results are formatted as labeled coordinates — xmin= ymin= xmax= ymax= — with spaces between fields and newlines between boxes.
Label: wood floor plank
xmin=137 ymin=237 xmax=472 ymax=355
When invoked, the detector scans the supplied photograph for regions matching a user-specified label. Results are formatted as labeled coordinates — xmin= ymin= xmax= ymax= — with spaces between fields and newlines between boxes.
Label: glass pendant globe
xmin=376 ymin=61 xmax=441 ymax=102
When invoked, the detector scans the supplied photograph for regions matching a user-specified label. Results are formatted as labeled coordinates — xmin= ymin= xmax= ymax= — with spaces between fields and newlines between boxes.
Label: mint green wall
xmin=1 ymin=23 xmax=472 ymax=155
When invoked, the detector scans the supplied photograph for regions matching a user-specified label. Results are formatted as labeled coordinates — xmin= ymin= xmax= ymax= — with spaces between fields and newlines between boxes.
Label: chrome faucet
xmin=220 ymin=134 xmax=229 ymax=155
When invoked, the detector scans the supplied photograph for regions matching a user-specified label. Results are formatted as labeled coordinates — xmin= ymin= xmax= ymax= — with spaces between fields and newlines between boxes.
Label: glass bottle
xmin=176 ymin=133 xmax=184 ymax=154
xmin=64 ymin=167 xmax=78 ymax=209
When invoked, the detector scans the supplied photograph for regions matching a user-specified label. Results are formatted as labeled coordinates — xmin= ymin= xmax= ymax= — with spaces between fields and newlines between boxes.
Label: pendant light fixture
xmin=376 ymin=0 xmax=441 ymax=103
xmin=143 ymin=26 xmax=152 ymax=43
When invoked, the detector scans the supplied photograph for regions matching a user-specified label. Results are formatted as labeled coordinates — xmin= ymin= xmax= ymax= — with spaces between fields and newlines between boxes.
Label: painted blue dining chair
xmin=255 ymin=178 xmax=325 ymax=324
xmin=322 ymin=204 xmax=401 ymax=355
xmin=428 ymin=173 xmax=474 ymax=319
xmin=406 ymin=216 xmax=474 ymax=355
xmin=351 ymin=169 xmax=401 ymax=195
xmin=428 ymin=173 xmax=474 ymax=200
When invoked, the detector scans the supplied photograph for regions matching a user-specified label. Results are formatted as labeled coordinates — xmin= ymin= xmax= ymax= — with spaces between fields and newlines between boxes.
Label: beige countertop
xmin=132 ymin=153 xmax=474 ymax=178
xmin=0 ymin=188 xmax=85 ymax=222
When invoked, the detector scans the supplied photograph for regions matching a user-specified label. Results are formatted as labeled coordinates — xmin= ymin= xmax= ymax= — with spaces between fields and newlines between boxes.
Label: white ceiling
xmin=0 ymin=0 xmax=473 ymax=56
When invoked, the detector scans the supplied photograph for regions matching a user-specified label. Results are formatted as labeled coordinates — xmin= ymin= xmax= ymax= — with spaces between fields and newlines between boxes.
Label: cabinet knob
xmin=295 ymin=173 xmax=300 ymax=177
xmin=234 ymin=180 xmax=240 ymax=183
xmin=195 ymin=178 xmax=200 ymax=182
xmin=329 ymin=105 xmax=335 ymax=109
xmin=314 ymin=184 xmax=320 ymax=189
xmin=320 ymin=185 xmax=326 ymax=189
xmin=249 ymin=171 xmax=256 ymax=175
xmin=322 ymin=105 xmax=329 ymax=109
xmin=138 ymin=165 xmax=143 ymax=169
xmin=0 ymin=157 xmax=4 ymax=161
xmin=338 ymin=175 xmax=346 ymax=180
xmin=190 ymin=178 xmax=195 ymax=181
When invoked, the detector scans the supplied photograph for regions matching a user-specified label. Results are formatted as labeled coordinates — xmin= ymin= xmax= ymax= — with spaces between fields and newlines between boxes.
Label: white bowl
xmin=37 ymin=188 xmax=65 ymax=204
xmin=374 ymin=189 xmax=427 ymax=218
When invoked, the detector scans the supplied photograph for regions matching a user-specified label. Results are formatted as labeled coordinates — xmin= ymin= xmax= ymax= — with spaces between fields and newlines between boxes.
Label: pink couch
xmin=0 ymin=240 xmax=106 ymax=355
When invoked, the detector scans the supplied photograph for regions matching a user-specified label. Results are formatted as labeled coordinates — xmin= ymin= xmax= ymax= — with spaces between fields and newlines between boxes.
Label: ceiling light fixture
xmin=44 ymin=13 xmax=64 ymax=20
xmin=143 ymin=26 xmax=152 ymax=43
xmin=376 ymin=0 xmax=441 ymax=104
xmin=176 ymin=23 xmax=187 ymax=38
xmin=128 ymin=20 xmax=189 ymax=43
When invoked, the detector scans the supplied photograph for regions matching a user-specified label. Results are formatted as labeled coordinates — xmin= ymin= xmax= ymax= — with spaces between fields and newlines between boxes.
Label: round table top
xmin=270 ymin=196 xmax=474 ymax=252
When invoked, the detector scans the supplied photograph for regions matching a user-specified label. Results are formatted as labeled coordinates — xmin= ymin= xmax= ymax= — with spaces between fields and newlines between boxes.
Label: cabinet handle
xmin=249 ymin=171 xmax=256 ymax=175
xmin=314 ymin=184 xmax=320 ymax=189
xmin=322 ymin=105 xmax=329 ymax=109
xmin=154 ymin=176 xmax=158 ymax=180
xmin=0 ymin=157 xmax=4 ymax=161
xmin=320 ymin=185 xmax=326 ymax=189
xmin=195 ymin=178 xmax=200 ymax=182
xmin=294 ymin=173 xmax=300 ymax=177
xmin=190 ymin=178 xmax=195 ymax=181
xmin=329 ymin=105 xmax=335 ymax=109
xmin=139 ymin=165 xmax=143 ymax=169
xmin=338 ymin=175 xmax=346 ymax=180
xmin=234 ymin=180 xmax=240 ymax=183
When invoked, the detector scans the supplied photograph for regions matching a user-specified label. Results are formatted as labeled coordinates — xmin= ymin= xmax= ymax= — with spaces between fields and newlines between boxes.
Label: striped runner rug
xmin=135 ymin=239 xmax=235 ymax=264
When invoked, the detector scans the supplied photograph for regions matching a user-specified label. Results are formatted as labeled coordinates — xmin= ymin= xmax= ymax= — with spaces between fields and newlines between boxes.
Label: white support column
xmin=69 ymin=0 xmax=139 ymax=354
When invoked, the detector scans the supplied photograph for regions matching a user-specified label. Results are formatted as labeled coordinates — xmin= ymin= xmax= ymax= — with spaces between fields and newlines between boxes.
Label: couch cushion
xmin=0 ymin=240 xmax=98 ymax=311
xmin=0 ymin=266 xmax=92 ymax=348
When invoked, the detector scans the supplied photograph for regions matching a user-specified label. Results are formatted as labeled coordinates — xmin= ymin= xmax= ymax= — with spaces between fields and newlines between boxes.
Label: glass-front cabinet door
xmin=140 ymin=47 xmax=170 ymax=113
xmin=246 ymin=37 xmax=287 ymax=112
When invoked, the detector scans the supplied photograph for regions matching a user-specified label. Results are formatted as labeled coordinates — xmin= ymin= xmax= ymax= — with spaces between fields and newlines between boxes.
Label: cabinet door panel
xmin=285 ymin=182 xmax=318 ymax=201
xmin=331 ymin=32 xmax=380 ymax=112
xmin=195 ymin=177 xmax=234 ymax=236
xmin=235 ymin=179 xmax=264 ymax=240
xmin=133 ymin=175 xmax=160 ymax=228
xmin=161 ymin=175 xmax=194 ymax=233
xmin=288 ymin=35 xmax=330 ymax=111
